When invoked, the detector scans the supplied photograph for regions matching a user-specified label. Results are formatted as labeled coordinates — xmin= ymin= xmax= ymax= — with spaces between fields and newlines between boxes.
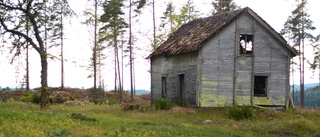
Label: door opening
xmin=178 ymin=74 xmax=185 ymax=106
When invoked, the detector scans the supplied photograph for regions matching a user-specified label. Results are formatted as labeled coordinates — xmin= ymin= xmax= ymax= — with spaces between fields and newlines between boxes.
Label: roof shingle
xmin=148 ymin=7 xmax=297 ymax=59
xmin=149 ymin=8 xmax=247 ymax=58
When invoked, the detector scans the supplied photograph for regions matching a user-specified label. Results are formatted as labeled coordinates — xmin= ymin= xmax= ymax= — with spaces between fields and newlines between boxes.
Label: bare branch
xmin=0 ymin=17 xmax=40 ymax=53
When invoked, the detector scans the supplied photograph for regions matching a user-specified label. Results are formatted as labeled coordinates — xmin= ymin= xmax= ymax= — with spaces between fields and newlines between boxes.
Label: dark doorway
xmin=254 ymin=76 xmax=268 ymax=97
xmin=161 ymin=77 xmax=166 ymax=98
xmin=177 ymin=74 xmax=185 ymax=105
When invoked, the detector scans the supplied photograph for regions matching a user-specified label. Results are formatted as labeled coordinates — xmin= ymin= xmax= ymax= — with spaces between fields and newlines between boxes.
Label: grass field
xmin=0 ymin=101 xmax=320 ymax=137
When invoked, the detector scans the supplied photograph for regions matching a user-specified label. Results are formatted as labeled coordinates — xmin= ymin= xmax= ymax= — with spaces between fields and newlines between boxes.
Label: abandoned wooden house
xmin=148 ymin=7 xmax=297 ymax=107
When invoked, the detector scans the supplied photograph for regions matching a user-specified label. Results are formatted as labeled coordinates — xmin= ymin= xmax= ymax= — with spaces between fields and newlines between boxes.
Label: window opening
xmin=254 ymin=76 xmax=268 ymax=97
xmin=161 ymin=77 xmax=166 ymax=98
xmin=239 ymin=34 xmax=253 ymax=54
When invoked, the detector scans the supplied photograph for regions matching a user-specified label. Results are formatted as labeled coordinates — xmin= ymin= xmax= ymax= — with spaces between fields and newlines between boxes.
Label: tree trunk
xmin=121 ymin=36 xmax=124 ymax=92
xmin=40 ymin=51 xmax=48 ymax=109
xmin=114 ymin=34 xmax=122 ymax=100
xmin=300 ymin=37 xmax=305 ymax=108
xmin=152 ymin=0 xmax=156 ymax=51
xmin=291 ymin=60 xmax=294 ymax=103
xmin=93 ymin=0 xmax=98 ymax=99
xmin=114 ymin=45 xmax=117 ymax=92
xmin=219 ymin=0 xmax=222 ymax=13
xmin=40 ymin=0 xmax=49 ymax=109
xmin=129 ymin=0 xmax=134 ymax=99
xmin=26 ymin=19 xmax=30 ymax=91
xmin=60 ymin=3 xmax=64 ymax=91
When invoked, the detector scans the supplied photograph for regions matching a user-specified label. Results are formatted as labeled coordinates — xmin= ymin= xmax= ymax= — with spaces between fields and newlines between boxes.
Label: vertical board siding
xmin=151 ymin=52 xmax=198 ymax=106
xmin=152 ymin=12 xmax=292 ymax=107
xmin=252 ymin=15 xmax=290 ymax=106
xmin=234 ymin=14 xmax=254 ymax=105
xmin=199 ymin=21 xmax=236 ymax=107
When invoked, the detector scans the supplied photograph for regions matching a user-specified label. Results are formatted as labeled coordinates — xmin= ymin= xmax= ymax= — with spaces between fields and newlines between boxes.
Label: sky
xmin=0 ymin=0 xmax=319 ymax=90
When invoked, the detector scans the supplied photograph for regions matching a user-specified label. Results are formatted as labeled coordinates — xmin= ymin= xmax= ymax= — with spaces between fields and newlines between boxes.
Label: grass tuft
xmin=227 ymin=104 xmax=255 ymax=120
xmin=154 ymin=98 xmax=171 ymax=110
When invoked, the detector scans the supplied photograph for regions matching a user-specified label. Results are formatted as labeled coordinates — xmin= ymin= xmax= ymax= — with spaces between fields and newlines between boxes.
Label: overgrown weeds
xmin=227 ymin=104 xmax=255 ymax=120
xmin=154 ymin=98 xmax=171 ymax=110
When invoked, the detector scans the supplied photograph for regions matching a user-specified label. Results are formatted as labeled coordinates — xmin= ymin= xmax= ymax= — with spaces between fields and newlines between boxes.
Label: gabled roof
xmin=148 ymin=7 xmax=298 ymax=59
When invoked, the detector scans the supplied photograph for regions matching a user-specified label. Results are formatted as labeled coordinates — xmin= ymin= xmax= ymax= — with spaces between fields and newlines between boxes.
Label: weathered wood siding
xmin=198 ymin=21 xmax=236 ymax=107
xmin=198 ymin=13 xmax=291 ymax=107
xmin=253 ymin=17 xmax=291 ymax=106
xmin=234 ymin=14 xmax=254 ymax=105
xmin=151 ymin=52 xmax=198 ymax=106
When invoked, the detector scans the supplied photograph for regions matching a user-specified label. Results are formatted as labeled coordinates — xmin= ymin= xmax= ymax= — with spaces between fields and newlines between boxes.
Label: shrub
xmin=31 ymin=93 xmax=40 ymax=104
xmin=228 ymin=104 xmax=255 ymax=120
xmin=19 ymin=91 xmax=40 ymax=104
xmin=154 ymin=98 xmax=171 ymax=110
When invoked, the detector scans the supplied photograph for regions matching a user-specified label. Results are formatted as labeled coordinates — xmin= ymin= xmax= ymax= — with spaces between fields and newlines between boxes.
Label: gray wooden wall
xmin=198 ymin=13 xmax=291 ymax=107
xmin=151 ymin=12 xmax=291 ymax=107
xmin=151 ymin=52 xmax=198 ymax=106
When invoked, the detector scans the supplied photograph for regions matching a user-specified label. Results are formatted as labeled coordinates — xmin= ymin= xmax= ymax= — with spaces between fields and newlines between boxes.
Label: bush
xmin=154 ymin=98 xmax=171 ymax=110
xmin=31 ymin=93 xmax=40 ymax=104
xmin=19 ymin=91 xmax=40 ymax=104
xmin=228 ymin=104 xmax=255 ymax=120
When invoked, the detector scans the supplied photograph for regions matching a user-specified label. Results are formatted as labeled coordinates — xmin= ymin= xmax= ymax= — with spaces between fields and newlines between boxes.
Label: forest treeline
xmin=292 ymin=86 xmax=320 ymax=108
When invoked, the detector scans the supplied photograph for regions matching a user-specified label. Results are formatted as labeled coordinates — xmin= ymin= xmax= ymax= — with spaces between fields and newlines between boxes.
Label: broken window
xmin=239 ymin=34 xmax=253 ymax=54
xmin=254 ymin=76 xmax=268 ymax=97
xmin=161 ymin=77 xmax=167 ymax=98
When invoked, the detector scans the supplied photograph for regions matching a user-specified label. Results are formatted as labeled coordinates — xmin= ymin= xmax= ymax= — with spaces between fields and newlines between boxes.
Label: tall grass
xmin=227 ymin=104 xmax=255 ymax=120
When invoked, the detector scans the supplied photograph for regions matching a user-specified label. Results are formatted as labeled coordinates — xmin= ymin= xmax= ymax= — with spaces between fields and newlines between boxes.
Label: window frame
xmin=239 ymin=34 xmax=254 ymax=55
xmin=253 ymin=75 xmax=269 ymax=97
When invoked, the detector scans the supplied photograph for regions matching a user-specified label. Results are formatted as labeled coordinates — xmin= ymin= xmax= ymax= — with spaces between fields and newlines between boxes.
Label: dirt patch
xmin=169 ymin=107 xmax=196 ymax=114
xmin=64 ymin=100 xmax=92 ymax=105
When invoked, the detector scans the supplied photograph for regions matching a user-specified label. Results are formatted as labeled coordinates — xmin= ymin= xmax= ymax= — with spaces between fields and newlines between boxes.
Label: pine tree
xmin=281 ymin=0 xmax=316 ymax=108
xmin=82 ymin=0 xmax=102 ymax=99
xmin=100 ymin=0 xmax=128 ymax=100
xmin=128 ymin=0 xmax=146 ymax=97
xmin=211 ymin=0 xmax=240 ymax=14
xmin=156 ymin=1 xmax=199 ymax=49
xmin=310 ymin=34 xmax=320 ymax=86
xmin=46 ymin=0 xmax=74 ymax=91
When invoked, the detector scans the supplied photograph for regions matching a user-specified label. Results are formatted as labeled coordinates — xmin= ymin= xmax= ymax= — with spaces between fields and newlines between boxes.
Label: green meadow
xmin=0 ymin=101 xmax=320 ymax=137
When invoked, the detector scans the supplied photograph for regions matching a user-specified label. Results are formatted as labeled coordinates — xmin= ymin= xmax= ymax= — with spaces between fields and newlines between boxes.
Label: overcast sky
xmin=0 ymin=0 xmax=319 ymax=90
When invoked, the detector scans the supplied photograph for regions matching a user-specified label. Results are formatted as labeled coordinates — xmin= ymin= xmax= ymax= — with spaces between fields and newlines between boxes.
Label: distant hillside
xmin=135 ymin=89 xmax=150 ymax=95
xmin=291 ymin=83 xmax=319 ymax=91
xmin=291 ymin=84 xmax=320 ymax=108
